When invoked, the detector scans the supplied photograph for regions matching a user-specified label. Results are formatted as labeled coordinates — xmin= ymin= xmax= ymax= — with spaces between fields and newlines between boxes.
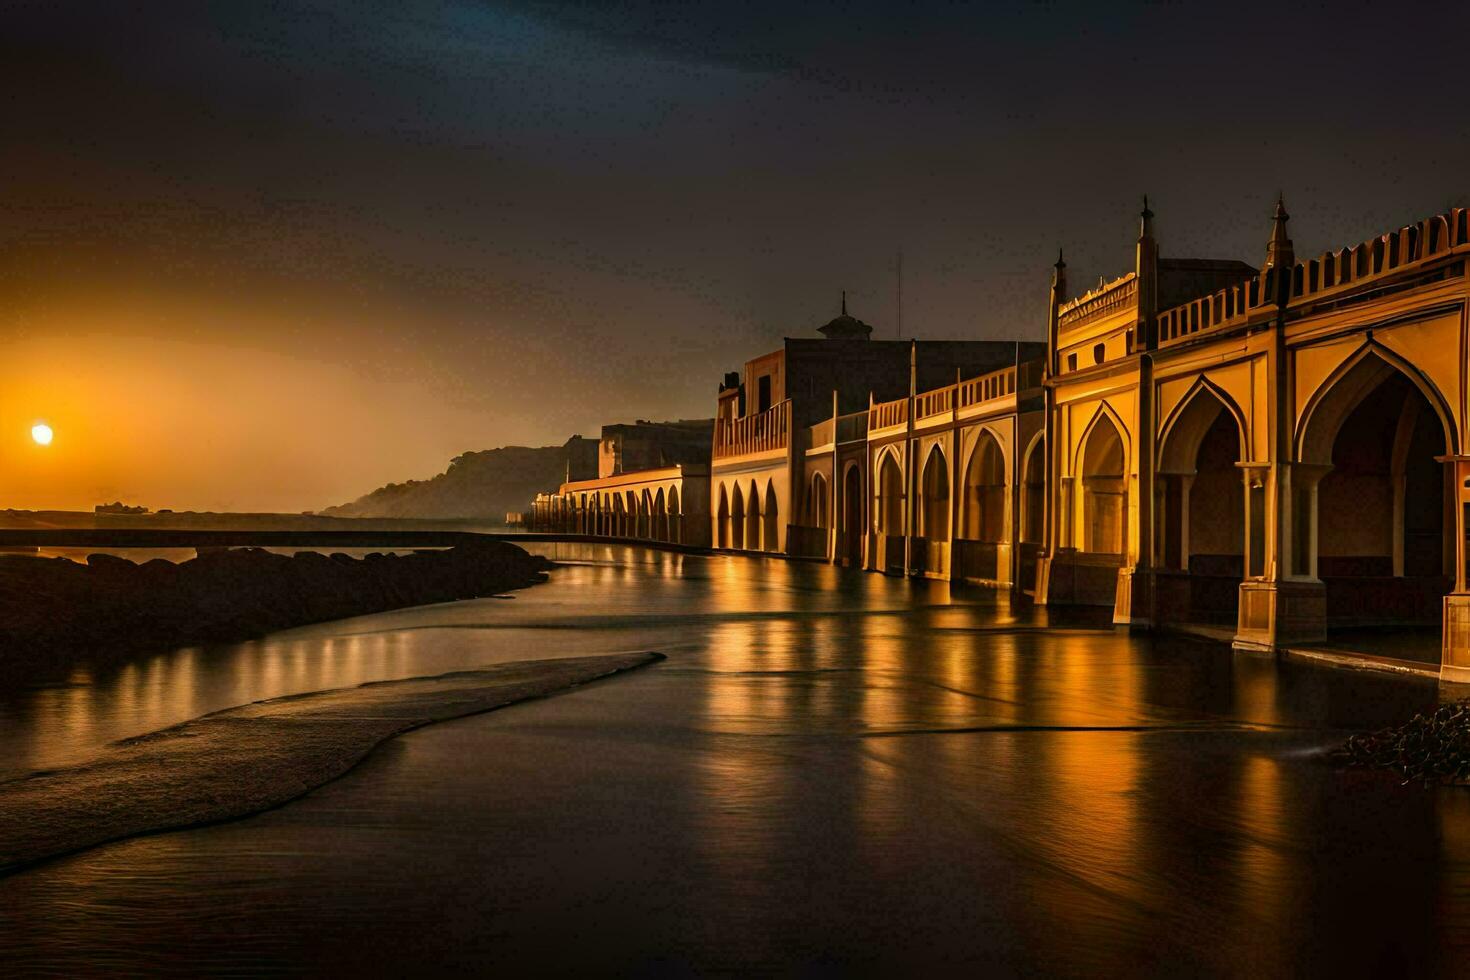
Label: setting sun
xmin=31 ymin=423 xmax=53 ymax=446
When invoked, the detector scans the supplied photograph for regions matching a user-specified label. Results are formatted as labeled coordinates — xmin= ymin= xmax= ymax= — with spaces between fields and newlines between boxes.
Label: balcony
xmin=714 ymin=399 xmax=790 ymax=460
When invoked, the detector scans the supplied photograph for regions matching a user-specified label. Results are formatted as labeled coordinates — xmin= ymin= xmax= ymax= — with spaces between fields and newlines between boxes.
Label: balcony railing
xmin=915 ymin=384 xmax=954 ymax=420
xmin=836 ymin=410 xmax=868 ymax=443
xmin=868 ymin=396 xmax=907 ymax=431
xmin=958 ymin=365 xmax=1016 ymax=408
xmin=714 ymin=399 xmax=790 ymax=460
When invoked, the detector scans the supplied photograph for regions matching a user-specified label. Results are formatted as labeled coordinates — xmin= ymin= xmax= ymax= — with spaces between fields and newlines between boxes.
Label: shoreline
xmin=0 ymin=652 xmax=664 ymax=876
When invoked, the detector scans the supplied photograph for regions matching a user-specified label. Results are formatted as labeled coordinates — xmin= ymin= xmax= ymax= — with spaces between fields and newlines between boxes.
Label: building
xmin=530 ymin=419 xmax=714 ymax=547
xmin=1030 ymin=198 xmax=1470 ymax=679
xmin=710 ymin=297 xmax=1044 ymax=560
xmin=524 ymin=195 xmax=1470 ymax=682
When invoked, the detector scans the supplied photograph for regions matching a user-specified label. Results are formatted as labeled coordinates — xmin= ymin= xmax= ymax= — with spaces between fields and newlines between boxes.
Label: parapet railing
xmin=869 ymin=396 xmax=907 ymax=431
xmin=915 ymin=384 xmax=954 ymax=420
xmin=1157 ymin=277 xmax=1259 ymax=347
xmin=958 ymin=364 xmax=1017 ymax=408
xmin=714 ymin=399 xmax=790 ymax=460
xmin=835 ymin=410 xmax=868 ymax=443
xmin=1283 ymin=207 xmax=1470 ymax=306
xmin=1158 ymin=207 xmax=1470 ymax=348
xmin=1058 ymin=274 xmax=1137 ymax=331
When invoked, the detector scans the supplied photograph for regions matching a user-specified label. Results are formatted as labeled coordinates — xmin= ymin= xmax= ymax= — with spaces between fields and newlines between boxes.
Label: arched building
xmin=1030 ymin=198 xmax=1470 ymax=679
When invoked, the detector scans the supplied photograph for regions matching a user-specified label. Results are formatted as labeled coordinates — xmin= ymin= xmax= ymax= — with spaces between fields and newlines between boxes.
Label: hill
xmin=321 ymin=439 xmax=590 ymax=520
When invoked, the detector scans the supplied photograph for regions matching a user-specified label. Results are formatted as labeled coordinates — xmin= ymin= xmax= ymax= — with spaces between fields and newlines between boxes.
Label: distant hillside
xmin=322 ymin=441 xmax=583 ymax=520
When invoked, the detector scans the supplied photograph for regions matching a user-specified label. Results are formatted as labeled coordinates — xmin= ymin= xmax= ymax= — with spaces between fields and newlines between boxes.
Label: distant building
xmin=709 ymin=295 xmax=1044 ymax=568
xmin=531 ymin=418 xmax=715 ymax=547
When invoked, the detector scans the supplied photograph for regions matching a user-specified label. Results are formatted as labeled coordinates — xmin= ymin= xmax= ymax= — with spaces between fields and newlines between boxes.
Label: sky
xmin=2 ymin=0 xmax=1469 ymax=512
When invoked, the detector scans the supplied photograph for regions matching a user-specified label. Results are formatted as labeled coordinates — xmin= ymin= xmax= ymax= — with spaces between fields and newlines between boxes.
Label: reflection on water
xmin=0 ymin=542 xmax=1465 ymax=974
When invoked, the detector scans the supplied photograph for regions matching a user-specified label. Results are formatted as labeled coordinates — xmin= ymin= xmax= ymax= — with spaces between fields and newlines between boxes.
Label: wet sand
xmin=0 ymin=653 xmax=660 ymax=874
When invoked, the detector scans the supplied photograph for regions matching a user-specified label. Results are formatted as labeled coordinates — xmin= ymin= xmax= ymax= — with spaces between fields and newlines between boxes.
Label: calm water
xmin=0 ymin=543 xmax=1466 ymax=976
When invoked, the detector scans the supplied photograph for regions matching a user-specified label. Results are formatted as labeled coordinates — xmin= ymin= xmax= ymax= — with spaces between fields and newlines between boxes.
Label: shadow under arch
xmin=1294 ymin=340 xmax=1456 ymax=631
xmin=1296 ymin=341 xmax=1458 ymax=464
xmin=1155 ymin=378 xmax=1254 ymax=616
xmin=1158 ymin=377 xmax=1250 ymax=472
xmin=1075 ymin=404 xmax=1128 ymax=556
xmin=961 ymin=428 xmax=1006 ymax=543
xmin=919 ymin=443 xmax=949 ymax=540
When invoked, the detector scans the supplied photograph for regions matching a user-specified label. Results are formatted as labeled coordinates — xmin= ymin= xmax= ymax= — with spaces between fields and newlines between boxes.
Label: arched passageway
xmin=1081 ymin=415 xmax=1127 ymax=555
xmin=1301 ymin=354 xmax=1452 ymax=630
xmin=745 ymin=481 xmax=762 ymax=551
xmin=920 ymin=447 xmax=949 ymax=541
xmin=763 ymin=482 xmax=779 ymax=553
xmin=716 ymin=487 xmax=729 ymax=548
xmin=1021 ymin=437 xmax=1044 ymax=543
xmin=653 ymin=488 xmax=667 ymax=542
xmin=1158 ymin=387 xmax=1246 ymax=623
xmin=730 ymin=484 xmax=745 ymax=550
xmin=667 ymin=486 xmax=681 ymax=544
xmin=878 ymin=454 xmax=904 ymax=536
xmin=809 ymin=473 xmax=828 ymax=529
xmin=961 ymin=433 xmax=1004 ymax=543
xmin=842 ymin=464 xmax=863 ymax=566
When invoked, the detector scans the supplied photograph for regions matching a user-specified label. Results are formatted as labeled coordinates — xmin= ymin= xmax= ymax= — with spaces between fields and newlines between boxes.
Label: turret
xmin=1046 ymin=248 xmax=1067 ymax=375
xmin=1134 ymin=196 xmax=1158 ymax=350
xmin=1262 ymin=195 xmax=1295 ymax=307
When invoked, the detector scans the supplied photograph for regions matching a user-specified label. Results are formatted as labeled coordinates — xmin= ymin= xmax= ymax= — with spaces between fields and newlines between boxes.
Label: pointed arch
xmin=653 ymin=488 xmax=667 ymax=541
xmin=667 ymin=485 xmax=681 ymax=544
xmin=841 ymin=461 xmax=864 ymax=565
xmin=1072 ymin=401 xmax=1131 ymax=478
xmin=1303 ymin=343 xmax=1453 ymax=616
xmin=1158 ymin=377 xmax=1249 ymax=472
xmin=745 ymin=480 xmax=762 ymax=551
xmin=1079 ymin=409 xmax=1127 ymax=555
xmin=1297 ymin=341 xmax=1457 ymax=465
xmin=1020 ymin=430 xmax=1045 ymax=543
xmin=763 ymin=480 xmax=779 ymax=553
xmin=920 ymin=444 xmax=950 ymax=540
xmin=961 ymin=430 xmax=1006 ymax=542
xmin=876 ymin=448 xmax=905 ymax=535
xmin=716 ymin=484 xmax=730 ymax=548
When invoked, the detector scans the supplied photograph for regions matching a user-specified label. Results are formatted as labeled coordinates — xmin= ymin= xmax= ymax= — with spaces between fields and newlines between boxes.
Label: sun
xmin=31 ymin=423 xmax=53 ymax=446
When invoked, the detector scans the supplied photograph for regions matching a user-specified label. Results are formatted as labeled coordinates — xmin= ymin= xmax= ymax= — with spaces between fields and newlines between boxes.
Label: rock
xmin=0 ymin=541 xmax=552 ymax=681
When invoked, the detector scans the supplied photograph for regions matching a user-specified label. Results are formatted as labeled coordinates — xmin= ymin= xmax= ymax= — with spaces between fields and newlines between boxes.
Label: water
xmin=0 ymin=543 xmax=1464 ymax=975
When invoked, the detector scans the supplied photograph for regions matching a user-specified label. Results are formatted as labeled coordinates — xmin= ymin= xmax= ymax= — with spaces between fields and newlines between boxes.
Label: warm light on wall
xmin=30 ymin=423 xmax=53 ymax=446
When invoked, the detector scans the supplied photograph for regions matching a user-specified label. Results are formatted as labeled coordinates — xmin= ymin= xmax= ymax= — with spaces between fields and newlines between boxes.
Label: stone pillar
xmin=1234 ymin=462 xmax=1329 ymax=652
xmin=1439 ymin=457 xmax=1470 ymax=682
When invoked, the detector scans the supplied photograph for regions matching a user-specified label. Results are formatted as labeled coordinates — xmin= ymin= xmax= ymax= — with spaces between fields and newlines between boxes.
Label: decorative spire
xmin=1139 ymin=194 xmax=1155 ymax=240
xmin=1264 ymin=193 xmax=1294 ymax=272
xmin=1055 ymin=247 xmax=1066 ymax=270
xmin=841 ymin=290 xmax=847 ymax=315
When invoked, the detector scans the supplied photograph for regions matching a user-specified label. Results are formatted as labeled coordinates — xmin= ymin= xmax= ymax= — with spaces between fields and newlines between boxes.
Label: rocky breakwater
xmin=0 ymin=540 xmax=552 ymax=676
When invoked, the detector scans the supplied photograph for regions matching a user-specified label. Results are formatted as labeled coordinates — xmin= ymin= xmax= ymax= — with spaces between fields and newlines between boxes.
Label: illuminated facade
xmin=1032 ymin=199 xmax=1470 ymax=679
xmin=530 ymin=198 xmax=1470 ymax=680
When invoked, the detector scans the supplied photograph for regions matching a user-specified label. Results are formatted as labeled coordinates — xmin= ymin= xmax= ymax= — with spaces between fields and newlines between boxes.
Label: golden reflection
xmin=1231 ymin=655 xmax=1281 ymax=725
xmin=1231 ymin=753 xmax=1289 ymax=927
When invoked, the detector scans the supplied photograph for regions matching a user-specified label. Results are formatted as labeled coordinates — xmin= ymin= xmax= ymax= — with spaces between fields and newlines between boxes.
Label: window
xmin=1067 ymin=353 xmax=1078 ymax=372
xmin=1093 ymin=343 xmax=1106 ymax=365
xmin=757 ymin=375 xmax=772 ymax=413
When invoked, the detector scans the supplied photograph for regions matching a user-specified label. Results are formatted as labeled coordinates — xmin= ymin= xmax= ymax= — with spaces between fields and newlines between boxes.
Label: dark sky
xmin=3 ymin=0 xmax=1468 ymax=510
